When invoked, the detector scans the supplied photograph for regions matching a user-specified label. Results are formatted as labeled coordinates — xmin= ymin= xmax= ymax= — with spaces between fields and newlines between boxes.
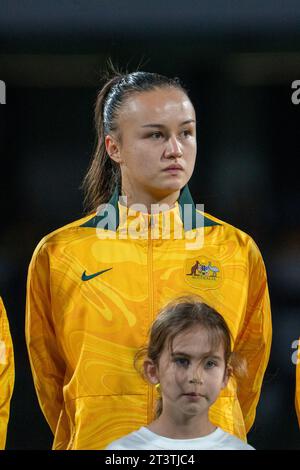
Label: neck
xmin=121 ymin=183 xmax=180 ymax=214
xmin=147 ymin=411 xmax=216 ymax=440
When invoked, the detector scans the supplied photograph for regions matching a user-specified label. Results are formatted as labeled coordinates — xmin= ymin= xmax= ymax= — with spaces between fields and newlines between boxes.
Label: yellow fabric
xmin=0 ymin=297 xmax=15 ymax=449
xmin=26 ymin=197 xmax=272 ymax=450
xmin=296 ymin=339 xmax=300 ymax=427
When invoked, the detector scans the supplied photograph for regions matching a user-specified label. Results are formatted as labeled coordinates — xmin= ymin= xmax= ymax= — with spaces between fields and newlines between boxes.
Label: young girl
xmin=106 ymin=296 xmax=254 ymax=450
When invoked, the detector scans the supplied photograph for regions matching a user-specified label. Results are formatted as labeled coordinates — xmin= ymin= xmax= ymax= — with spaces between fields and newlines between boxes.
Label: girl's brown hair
xmin=82 ymin=64 xmax=189 ymax=213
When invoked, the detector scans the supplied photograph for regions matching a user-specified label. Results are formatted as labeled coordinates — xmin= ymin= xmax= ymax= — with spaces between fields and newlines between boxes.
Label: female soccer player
xmin=0 ymin=297 xmax=14 ymax=449
xmin=106 ymin=296 xmax=254 ymax=450
xmin=26 ymin=69 xmax=272 ymax=449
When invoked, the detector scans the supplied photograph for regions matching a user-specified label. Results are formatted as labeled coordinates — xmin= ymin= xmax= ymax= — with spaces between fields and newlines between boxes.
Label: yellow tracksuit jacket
xmin=26 ymin=186 xmax=272 ymax=449
xmin=0 ymin=297 xmax=15 ymax=449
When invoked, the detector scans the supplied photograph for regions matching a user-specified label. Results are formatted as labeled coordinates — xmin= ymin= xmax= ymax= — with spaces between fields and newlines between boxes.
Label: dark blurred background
xmin=0 ymin=0 xmax=299 ymax=450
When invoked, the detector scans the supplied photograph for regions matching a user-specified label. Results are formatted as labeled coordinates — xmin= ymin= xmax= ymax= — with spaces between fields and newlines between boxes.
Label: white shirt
xmin=106 ymin=426 xmax=255 ymax=450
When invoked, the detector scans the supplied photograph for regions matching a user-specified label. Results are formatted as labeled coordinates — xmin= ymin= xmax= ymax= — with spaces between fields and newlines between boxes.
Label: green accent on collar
xmin=81 ymin=185 xmax=220 ymax=231
xmin=178 ymin=186 xmax=221 ymax=230
xmin=80 ymin=186 xmax=119 ymax=230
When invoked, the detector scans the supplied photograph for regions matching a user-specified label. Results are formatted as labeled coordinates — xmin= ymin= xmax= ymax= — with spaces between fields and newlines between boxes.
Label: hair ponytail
xmin=82 ymin=75 xmax=122 ymax=213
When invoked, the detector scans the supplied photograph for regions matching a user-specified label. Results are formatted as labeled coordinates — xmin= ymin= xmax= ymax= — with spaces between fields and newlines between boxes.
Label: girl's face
xmin=145 ymin=325 xmax=229 ymax=421
xmin=105 ymin=87 xmax=197 ymax=204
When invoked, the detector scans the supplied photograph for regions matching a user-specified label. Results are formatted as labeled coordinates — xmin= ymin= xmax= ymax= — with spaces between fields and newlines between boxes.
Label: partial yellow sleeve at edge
xmin=296 ymin=339 xmax=300 ymax=428
xmin=0 ymin=297 xmax=15 ymax=449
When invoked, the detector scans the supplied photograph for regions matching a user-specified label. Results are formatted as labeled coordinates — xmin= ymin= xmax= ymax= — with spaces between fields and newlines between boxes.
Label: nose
xmin=189 ymin=377 xmax=203 ymax=385
xmin=189 ymin=366 xmax=203 ymax=385
xmin=164 ymin=135 xmax=183 ymax=159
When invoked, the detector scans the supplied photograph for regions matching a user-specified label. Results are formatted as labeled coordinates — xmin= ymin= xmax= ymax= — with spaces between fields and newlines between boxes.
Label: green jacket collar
xmin=81 ymin=185 xmax=220 ymax=230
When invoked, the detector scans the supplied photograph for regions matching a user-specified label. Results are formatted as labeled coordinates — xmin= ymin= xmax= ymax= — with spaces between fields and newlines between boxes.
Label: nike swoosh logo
xmin=81 ymin=268 xmax=112 ymax=281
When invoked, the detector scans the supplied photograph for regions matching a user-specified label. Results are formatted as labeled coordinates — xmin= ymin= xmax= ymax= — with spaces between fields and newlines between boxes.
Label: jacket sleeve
xmin=0 ymin=297 xmax=15 ymax=449
xmin=234 ymin=238 xmax=272 ymax=433
xmin=296 ymin=339 xmax=300 ymax=427
xmin=25 ymin=242 xmax=66 ymax=436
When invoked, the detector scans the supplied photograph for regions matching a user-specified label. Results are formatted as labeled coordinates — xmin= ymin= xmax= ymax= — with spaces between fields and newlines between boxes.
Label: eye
xmin=174 ymin=357 xmax=190 ymax=368
xmin=181 ymin=129 xmax=192 ymax=138
xmin=204 ymin=360 xmax=217 ymax=369
xmin=149 ymin=131 xmax=163 ymax=140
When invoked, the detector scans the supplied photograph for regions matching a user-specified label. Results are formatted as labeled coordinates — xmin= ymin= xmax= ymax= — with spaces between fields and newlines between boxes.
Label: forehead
xmin=169 ymin=325 xmax=224 ymax=357
xmin=119 ymin=87 xmax=195 ymax=125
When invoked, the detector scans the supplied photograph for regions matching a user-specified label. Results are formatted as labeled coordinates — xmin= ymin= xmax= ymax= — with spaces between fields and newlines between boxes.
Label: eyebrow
xmin=171 ymin=351 xmax=223 ymax=360
xmin=171 ymin=352 xmax=190 ymax=358
xmin=141 ymin=119 xmax=196 ymax=128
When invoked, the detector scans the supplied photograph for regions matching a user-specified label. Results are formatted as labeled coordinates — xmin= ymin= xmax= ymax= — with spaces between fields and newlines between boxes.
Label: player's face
xmin=150 ymin=326 xmax=228 ymax=422
xmin=106 ymin=87 xmax=196 ymax=204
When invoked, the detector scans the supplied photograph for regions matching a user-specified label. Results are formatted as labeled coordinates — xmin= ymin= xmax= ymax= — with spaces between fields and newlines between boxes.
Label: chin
xmin=182 ymin=405 xmax=204 ymax=416
xmin=163 ymin=180 xmax=186 ymax=193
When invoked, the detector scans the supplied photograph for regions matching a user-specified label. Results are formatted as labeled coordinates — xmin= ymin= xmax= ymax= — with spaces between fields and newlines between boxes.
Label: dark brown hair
xmin=135 ymin=295 xmax=246 ymax=417
xmin=82 ymin=64 xmax=189 ymax=213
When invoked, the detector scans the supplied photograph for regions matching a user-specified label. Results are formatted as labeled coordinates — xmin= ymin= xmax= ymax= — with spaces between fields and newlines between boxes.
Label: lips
xmin=163 ymin=164 xmax=183 ymax=171
xmin=182 ymin=392 xmax=207 ymax=399
xmin=183 ymin=393 xmax=203 ymax=397
xmin=182 ymin=393 xmax=204 ymax=403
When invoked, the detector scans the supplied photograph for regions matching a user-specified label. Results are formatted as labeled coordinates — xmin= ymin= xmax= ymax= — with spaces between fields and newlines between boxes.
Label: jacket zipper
xmin=147 ymin=219 xmax=155 ymax=423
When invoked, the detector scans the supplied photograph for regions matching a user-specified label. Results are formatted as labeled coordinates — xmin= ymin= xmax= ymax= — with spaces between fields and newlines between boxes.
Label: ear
xmin=144 ymin=359 xmax=159 ymax=385
xmin=221 ymin=365 xmax=232 ymax=389
xmin=105 ymin=134 xmax=122 ymax=163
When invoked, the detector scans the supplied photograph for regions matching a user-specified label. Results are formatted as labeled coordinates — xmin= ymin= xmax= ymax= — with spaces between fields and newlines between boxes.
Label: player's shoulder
xmin=201 ymin=210 xmax=266 ymax=269
xmin=203 ymin=210 xmax=257 ymax=245
xmin=30 ymin=212 xmax=96 ymax=260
